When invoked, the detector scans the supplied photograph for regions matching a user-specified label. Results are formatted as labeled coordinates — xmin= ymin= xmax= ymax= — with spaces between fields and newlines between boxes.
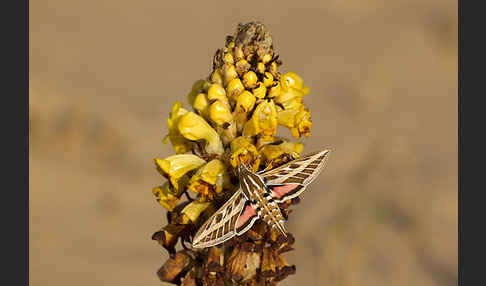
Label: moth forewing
xmin=262 ymin=149 xmax=330 ymax=203
xmin=191 ymin=189 xmax=247 ymax=248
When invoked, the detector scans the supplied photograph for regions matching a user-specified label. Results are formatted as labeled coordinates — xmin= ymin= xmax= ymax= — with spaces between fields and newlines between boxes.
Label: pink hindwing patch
xmin=236 ymin=205 xmax=257 ymax=228
xmin=271 ymin=184 xmax=300 ymax=199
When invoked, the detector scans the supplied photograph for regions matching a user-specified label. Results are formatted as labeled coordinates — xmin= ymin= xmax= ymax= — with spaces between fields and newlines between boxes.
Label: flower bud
xmin=235 ymin=59 xmax=250 ymax=76
xmin=252 ymin=82 xmax=267 ymax=99
xmin=193 ymin=93 xmax=210 ymax=118
xmin=209 ymin=100 xmax=233 ymax=125
xmin=256 ymin=62 xmax=265 ymax=74
xmin=262 ymin=72 xmax=274 ymax=87
xmin=226 ymin=78 xmax=245 ymax=101
xmin=242 ymin=71 xmax=258 ymax=89
xmin=210 ymin=69 xmax=223 ymax=85
xmin=187 ymin=80 xmax=206 ymax=106
xmin=222 ymin=63 xmax=238 ymax=86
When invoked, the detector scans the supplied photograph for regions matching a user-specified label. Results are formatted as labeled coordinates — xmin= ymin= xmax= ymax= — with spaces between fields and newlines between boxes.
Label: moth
xmin=192 ymin=149 xmax=330 ymax=248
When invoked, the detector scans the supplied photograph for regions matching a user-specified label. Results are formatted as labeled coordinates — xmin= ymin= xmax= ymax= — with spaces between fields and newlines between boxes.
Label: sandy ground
xmin=30 ymin=0 xmax=457 ymax=285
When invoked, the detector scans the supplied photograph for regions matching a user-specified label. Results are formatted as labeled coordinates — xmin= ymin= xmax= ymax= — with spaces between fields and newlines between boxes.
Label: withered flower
xmin=151 ymin=21 xmax=319 ymax=285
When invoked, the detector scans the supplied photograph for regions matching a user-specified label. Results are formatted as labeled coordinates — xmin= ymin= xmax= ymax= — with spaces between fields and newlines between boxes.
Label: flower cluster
xmin=152 ymin=22 xmax=313 ymax=285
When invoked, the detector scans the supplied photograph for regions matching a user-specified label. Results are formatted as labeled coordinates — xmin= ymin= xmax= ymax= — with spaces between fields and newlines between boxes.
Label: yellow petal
xmin=187 ymin=79 xmax=207 ymax=106
xmin=154 ymin=154 xmax=206 ymax=190
xmin=166 ymin=102 xmax=191 ymax=154
xmin=229 ymin=136 xmax=261 ymax=171
xmin=178 ymin=112 xmax=224 ymax=155
xmin=181 ymin=201 xmax=212 ymax=223
xmin=153 ymin=183 xmax=180 ymax=211
xmin=243 ymin=100 xmax=277 ymax=137
xmin=280 ymin=72 xmax=304 ymax=91
xmin=188 ymin=159 xmax=228 ymax=199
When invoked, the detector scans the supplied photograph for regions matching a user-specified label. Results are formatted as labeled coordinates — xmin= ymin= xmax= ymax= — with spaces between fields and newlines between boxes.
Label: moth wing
xmin=235 ymin=202 xmax=260 ymax=236
xmin=261 ymin=150 xmax=330 ymax=203
xmin=192 ymin=189 xmax=247 ymax=248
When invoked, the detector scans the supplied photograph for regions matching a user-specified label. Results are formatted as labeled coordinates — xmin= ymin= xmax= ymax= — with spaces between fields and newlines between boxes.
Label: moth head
xmin=237 ymin=163 xmax=252 ymax=176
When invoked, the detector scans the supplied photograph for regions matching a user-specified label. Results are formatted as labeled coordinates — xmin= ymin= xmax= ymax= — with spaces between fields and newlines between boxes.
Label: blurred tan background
xmin=30 ymin=0 xmax=457 ymax=285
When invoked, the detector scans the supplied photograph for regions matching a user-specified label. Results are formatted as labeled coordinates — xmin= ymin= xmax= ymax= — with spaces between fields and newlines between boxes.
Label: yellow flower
xmin=229 ymin=136 xmax=261 ymax=171
xmin=242 ymin=100 xmax=278 ymax=138
xmin=188 ymin=159 xmax=229 ymax=200
xmin=260 ymin=141 xmax=303 ymax=168
xmin=164 ymin=102 xmax=191 ymax=154
xmin=181 ymin=201 xmax=212 ymax=223
xmin=277 ymin=105 xmax=312 ymax=138
xmin=280 ymin=72 xmax=304 ymax=91
xmin=154 ymin=154 xmax=206 ymax=190
xmin=153 ymin=183 xmax=181 ymax=211
xmin=178 ymin=112 xmax=224 ymax=155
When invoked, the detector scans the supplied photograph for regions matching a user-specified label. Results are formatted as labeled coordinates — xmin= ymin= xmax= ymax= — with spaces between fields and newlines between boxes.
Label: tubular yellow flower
xmin=153 ymin=183 xmax=181 ymax=211
xmin=260 ymin=141 xmax=303 ymax=168
xmin=242 ymin=100 xmax=277 ymax=138
xmin=209 ymin=100 xmax=233 ymax=125
xmin=252 ymin=82 xmax=267 ymax=99
xmin=229 ymin=136 xmax=261 ymax=171
xmin=188 ymin=159 xmax=229 ymax=200
xmin=242 ymin=71 xmax=258 ymax=89
xmin=181 ymin=201 xmax=212 ymax=223
xmin=154 ymin=154 xmax=206 ymax=190
xmin=276 ymin=105 xmax=312 ymax=139
xmin=165 ymin=102 xmax=192 ymax=154
xmin=280 ymin=72 xmax=304 ymax=91
xmin=178 ymin=112 xmax=224 ymax=155
xmin=274 ymin=87 xmax=305 ymax=110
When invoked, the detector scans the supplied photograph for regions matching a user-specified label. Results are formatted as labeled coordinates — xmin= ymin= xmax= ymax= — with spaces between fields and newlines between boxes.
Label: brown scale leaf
xmin=157 ymin=251 xmax=193 ymax=284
